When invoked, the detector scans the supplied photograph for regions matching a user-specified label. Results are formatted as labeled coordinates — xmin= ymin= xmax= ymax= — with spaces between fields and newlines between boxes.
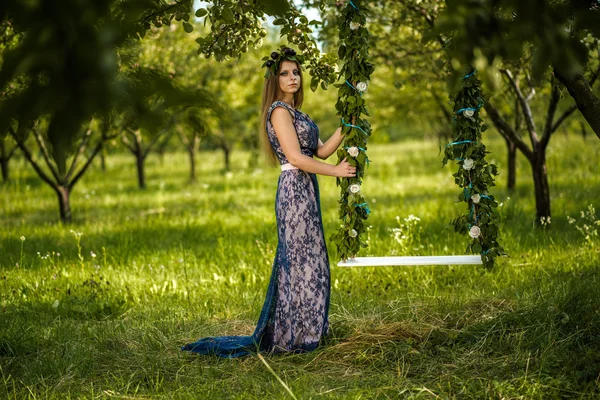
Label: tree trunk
xmin=135 ymin=151 xmax=146 ymax=189
xmin=505 ymin=137 xmax=517 ymax=192
xmin=223 ymin=145 xmax=231 ymax=172
xmin=100 ymin=149 xmax=106 ymax=172
xmin=0 ymin=156 xmax=9 ymax=183
xmin=0 ymin=140 xmax=8 ymax=183
xmin=56 ymin=185 xmax=72 ymax=224
xmin=188 ymin=147 xmax=196 ymax=182
xmin=531 ymin=147 xmax=551 ymax=222
xmin=187 ymin=136 xmax=199 ymax=182
xmin=554 ymin=69 xmax=600 ymax=140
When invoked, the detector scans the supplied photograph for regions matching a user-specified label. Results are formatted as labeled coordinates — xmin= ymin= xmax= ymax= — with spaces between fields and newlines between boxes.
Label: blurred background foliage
xmin=1 ymin=0 xmax=599 ymax=223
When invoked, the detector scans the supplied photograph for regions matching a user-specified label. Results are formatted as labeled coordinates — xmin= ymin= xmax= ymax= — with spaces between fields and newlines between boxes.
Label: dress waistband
xmin=280 ymin=163 xmax=298 ymax=171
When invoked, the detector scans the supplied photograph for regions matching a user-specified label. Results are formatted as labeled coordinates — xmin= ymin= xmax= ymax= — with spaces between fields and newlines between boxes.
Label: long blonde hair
xmin=259 ymin=60 xmax=304 ymax=166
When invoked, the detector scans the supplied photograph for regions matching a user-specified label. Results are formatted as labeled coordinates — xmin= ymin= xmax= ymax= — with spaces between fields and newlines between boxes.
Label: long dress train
xmin=182 ymin=101 xmax=330 ymax=358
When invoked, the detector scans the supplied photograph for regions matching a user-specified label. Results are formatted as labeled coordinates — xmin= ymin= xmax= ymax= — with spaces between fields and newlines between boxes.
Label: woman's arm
xmin=271 ymin=108 xmax=355 ymax=178
xmin=315 ymin=126 xmax=344 ymax=160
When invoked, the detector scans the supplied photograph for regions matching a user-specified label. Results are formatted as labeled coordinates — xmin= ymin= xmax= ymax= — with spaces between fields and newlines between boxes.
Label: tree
xmin=9 ymin=119 xmax=113 ymax=223
xmin=115 ymin=64 xmax=220 ymax=189
xmin=484 ymin=62 xmax=599 ymax=220
xmin=437 ymin=0 xmax=600 ymax=139
xmin=176 ymin=108 xmax=210 ymax=182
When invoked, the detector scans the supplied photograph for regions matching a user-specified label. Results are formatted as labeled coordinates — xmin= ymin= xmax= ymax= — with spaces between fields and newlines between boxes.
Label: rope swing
xmin=333 ymin=1 xmax=503 ymax=268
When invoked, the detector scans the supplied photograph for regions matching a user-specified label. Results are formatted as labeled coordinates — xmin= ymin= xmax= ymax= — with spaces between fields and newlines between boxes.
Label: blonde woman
xmin=183 ymin=47 xmax=355 ymax=357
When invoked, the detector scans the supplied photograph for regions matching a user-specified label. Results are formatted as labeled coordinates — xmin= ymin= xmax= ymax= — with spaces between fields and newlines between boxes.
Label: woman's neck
xmin=280 ymin=94 xmax=295 ymax=108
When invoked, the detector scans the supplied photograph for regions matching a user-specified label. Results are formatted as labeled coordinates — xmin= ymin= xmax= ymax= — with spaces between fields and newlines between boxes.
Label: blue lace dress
xmin=182 ymin=101 xmax=330 ymax=357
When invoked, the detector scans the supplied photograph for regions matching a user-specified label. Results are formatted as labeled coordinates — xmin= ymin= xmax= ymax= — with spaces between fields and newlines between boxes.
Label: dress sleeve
xmin=267 ymin=101 xmax=296 ymax=126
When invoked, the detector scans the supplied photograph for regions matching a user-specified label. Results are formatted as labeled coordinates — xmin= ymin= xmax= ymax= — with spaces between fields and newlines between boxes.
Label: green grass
xmin=1 ymin=134 xmax=599 ymax=399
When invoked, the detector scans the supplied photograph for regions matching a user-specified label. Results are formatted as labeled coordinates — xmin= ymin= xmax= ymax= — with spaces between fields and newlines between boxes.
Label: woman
xmin=182 ymin=47 xmax=355 ymax=357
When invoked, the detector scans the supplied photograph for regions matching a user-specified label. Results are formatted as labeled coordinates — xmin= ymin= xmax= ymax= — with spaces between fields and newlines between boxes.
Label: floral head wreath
xmin=261 ymin=46 xmax=304 ymax=79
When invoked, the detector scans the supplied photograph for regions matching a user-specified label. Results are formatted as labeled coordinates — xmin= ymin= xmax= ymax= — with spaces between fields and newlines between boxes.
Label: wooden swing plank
xmin=337 ymin=255 xmax=482 ymax=267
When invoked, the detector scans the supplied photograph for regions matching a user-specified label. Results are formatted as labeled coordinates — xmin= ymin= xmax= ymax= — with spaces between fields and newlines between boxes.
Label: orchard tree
xmin=437 ymin=0 xmax=600 ymax=139
xmin=9 ymin=119 xmax=113 ymax=223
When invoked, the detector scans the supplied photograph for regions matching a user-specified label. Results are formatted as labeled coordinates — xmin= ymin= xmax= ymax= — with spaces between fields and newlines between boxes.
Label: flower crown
xmin=261 ymin=46 xmax=304 ymax=78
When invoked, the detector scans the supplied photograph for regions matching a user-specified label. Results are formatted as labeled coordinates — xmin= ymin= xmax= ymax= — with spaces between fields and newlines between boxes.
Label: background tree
xmin=176 ymin=107 xmax=210 ymax=182
xmin=437 ymin=0 xmax=600 ymax=139
xmin=8 ymin=119 xmax=112 ymax=223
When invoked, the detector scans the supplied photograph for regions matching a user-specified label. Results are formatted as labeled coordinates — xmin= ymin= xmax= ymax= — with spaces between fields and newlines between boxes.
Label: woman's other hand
xmin=334 ymin=158 xmax=357 ymax=177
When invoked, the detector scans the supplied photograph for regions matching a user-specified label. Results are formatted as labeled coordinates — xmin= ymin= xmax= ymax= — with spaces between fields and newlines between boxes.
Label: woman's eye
xmin=293 ymin=71 xmax=300 ymax=75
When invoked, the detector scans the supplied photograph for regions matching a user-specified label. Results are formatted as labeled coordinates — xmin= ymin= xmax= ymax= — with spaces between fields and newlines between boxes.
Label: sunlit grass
xmin=1 ymin=134 xmax=599 ymax=398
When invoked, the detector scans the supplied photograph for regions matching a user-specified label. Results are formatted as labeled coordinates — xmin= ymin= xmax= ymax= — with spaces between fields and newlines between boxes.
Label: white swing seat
xmin=337 ymin=255 xmax=482 ymax=267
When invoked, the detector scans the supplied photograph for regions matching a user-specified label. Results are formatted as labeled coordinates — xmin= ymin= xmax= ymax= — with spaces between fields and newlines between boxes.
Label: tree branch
xmin=7 ymin=142 xmax=18 ymax=159
xmin=550 ymin=105 xmax=577 ymax=135
xmin=9 ymin=126 xmax=57 ymax=189
xmin=553 ymin=66 xmax=600 ymax=140
xmin=550 ymin=64 xmax=600 ymax=138
xmin=141 ymin=0 xmax=184 ymax=25
xmin=121 ymin=131 xmax=137 ymax=153
xmin=65 ymin=121 xmax=94 ymax=182
xmin=142 ymin=113 xmax=179 ymax=158
xmin=501 ymin=68 xmax=540 ymax=145
xmin=32 ymin=126 xmax=61 ymax=184
xmin=70 ymin=142 xmax=104 ymax=188
xmin=541 ymin=81 xmax=560 ymax=150
xmin=484 ymin=101 xmax=534 ymax=161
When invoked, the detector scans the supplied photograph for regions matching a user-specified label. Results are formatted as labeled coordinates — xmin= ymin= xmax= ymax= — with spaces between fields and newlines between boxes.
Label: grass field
xmin=1 ymin=134 xmax=599 ymax=399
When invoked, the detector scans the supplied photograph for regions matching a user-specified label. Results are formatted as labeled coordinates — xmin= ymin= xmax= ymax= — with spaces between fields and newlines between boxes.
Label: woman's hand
xmin=334 ymin=158 xmax=357 ymax=177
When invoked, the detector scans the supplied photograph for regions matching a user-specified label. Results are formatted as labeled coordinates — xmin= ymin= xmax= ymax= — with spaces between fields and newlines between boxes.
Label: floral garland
xmin=330 ymin=0 xmax=375 ymax=261
xmin=442 ymin=71 xmax=504 ymax=268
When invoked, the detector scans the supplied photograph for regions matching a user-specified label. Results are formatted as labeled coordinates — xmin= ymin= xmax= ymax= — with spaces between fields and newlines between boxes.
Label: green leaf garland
xmin=443 ymin=71 xmax=504 ymax=268
xmin=330 ymin=0 xmax=375 ymax=261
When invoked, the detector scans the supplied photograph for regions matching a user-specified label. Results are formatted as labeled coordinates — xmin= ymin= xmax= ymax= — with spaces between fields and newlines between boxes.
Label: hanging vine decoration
xmin=442 ymin=71 xmax=504 ymax=268
xmin=330 ymin=0 xmax=375 ymax=261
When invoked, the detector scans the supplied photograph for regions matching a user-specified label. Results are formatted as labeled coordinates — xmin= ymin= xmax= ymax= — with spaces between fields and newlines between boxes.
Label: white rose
xmin=356 ymin=81 xmax=368 ymax=92
xmin=462 ymin=158 xmax=474 ymax=170
xmin=348 ymin=146 xmax=359 ymax=157
xmin=471 ymin=193 xmax=481 ymax=204
xmin=349 ymin=21 xmax=361 ymax=30
xmin=469 ymin=225 xmax=481 ymax=239
xmin=349 ymin=229 xmax=358 ymax=238
xmin=463 ymin=109 xmax=475 ymax=118
xmin=349 ymin=184 xmax=361 ymax=194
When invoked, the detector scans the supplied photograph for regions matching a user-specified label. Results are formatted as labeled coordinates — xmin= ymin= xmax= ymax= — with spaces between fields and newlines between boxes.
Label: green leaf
xmin=310 ymin=77 xmax=319 ymax=92
xmin=195 ymin=8 xmax=208 ymax=18
xmin=273 ymin=18 xmax=287 ymax=25
xmin=182 ymin=22 xmax=194 ymax=33
xmin=221 ymin=8 xmax=235 ymax=23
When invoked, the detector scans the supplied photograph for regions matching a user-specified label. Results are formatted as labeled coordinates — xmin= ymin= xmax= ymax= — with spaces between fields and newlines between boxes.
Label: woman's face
xmin=278 ymin=61 xmax=301 ymax=96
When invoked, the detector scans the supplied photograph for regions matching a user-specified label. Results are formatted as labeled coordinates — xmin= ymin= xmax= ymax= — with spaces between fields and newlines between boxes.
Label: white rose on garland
xmin=463 ymin=158 xmax=474 ymax=170
xmin=463 ymin=109 xmax=475 ymax=118
xmin=356 ymin=81 xmax=368 ymax=92
xmin=347 ymin=146 xmax=359 ymax=157
xmin=349 ymin=21 xmax=361 ymax=30
xmin=349 ymin=229 xmax=358 ymax=238
xmin=471 ymin=193 xmax=481 ymax=204
xmin=469 ymin=225 xmax=481 ymax=239
xmin=349 ymin=183 xmax=361 ymax=194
